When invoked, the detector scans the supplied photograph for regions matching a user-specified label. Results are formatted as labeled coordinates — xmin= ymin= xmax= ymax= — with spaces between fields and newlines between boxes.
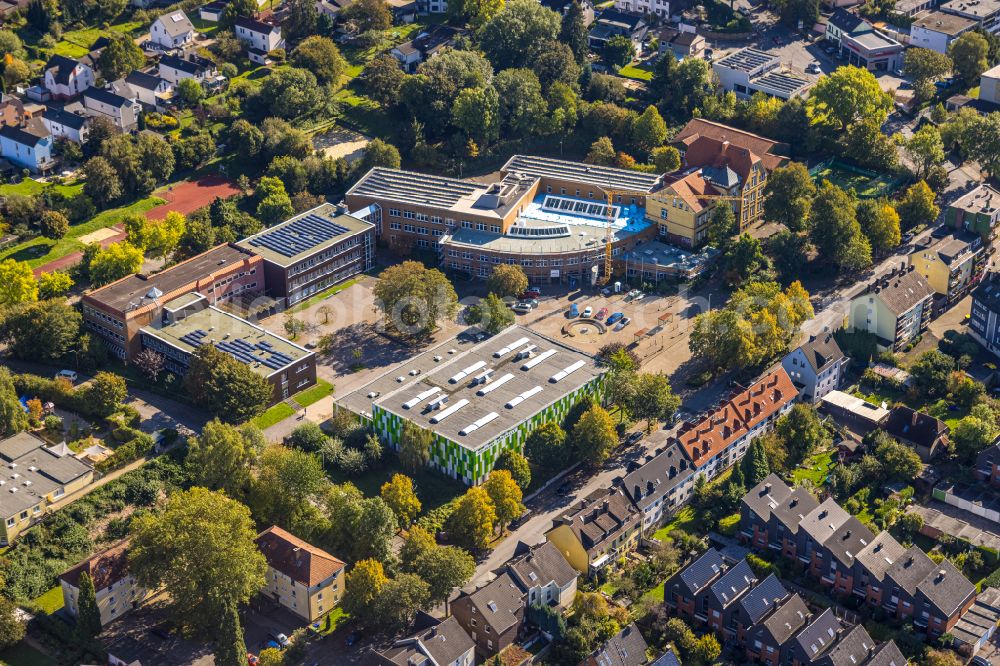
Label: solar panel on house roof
xmin=247 ymin=213 xmax=352 ymax=258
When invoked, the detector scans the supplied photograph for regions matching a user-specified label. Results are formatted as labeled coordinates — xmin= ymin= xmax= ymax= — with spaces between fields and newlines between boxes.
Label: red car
xmin=596 ymin=307 xmax=608 ymax=320
xmin=521 ymin=289 xmax=541 ymax=300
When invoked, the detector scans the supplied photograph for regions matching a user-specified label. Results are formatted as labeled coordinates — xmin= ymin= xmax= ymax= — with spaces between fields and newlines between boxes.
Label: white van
xmin=54 ymin=370 xmax=78 ymax=382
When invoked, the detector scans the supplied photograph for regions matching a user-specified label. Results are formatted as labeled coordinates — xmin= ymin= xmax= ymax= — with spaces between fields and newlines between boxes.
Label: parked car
xmin=569 ymin=303 xmax=579 ymax=317
xmin=632 ymin=292 xmax=645 ymax=302
xmin=522 ymin=298 xmax=539 ymax=309
xmin=55 ymin=369 xmax=78 ymax=382
xmin=606 ymin=312 xmax=624 ymax=325
xmin=617 ymin=317 xmax=632 ymax=329
xmin=806 ymin=62 xmax=821 ymax=74
xmin=596 ymin=307 xmax=608 ymax=320
xmin=582 ymin=306 xmax=593 ymax=318
xmin=272 ymin=633 xmax=290 ymax=649
xmin=522 ymin=288 xmax=541 ymax=299
xmin=513 ymin=303 xmax=532 ymax=314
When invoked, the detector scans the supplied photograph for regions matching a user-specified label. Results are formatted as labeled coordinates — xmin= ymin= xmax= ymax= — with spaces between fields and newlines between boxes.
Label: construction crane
xmin=598 ymin=188 xmax=746 ymax=285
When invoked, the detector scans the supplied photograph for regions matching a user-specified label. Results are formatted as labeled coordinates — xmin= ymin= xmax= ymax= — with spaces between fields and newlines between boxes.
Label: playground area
xmin=810 ymin=160 xmax=904 ymax=199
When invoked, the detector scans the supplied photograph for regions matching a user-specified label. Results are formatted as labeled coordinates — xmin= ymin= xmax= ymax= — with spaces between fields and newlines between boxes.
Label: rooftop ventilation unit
xmin=459 ymin=412 xmax=500 ymax=436
xmin=493 ymin=337 xmax=531 ymax=358
xmin=430 ymin=398 xmax=470 ymax=424
xmin=550 ymin=360 xmax=586 ymax=383
xmin=403 ymin=387 xmax=441 ymax=410
xmin=515 ymin=345 xmax=537 ymax=360
xmin=449 ymin=360 xmax=487 ymax=384
xmin=427 ymin=395 xmax=450 ymax=411
xmin=472 ymin=368 xmax=496 ymax=386
xmin=521 ymin=349 xmax=556 ymax=370
xmin=506 ymin=386 xmax=543 ymax=409
xmin=477 ymin=373 xmax=515 ymax=396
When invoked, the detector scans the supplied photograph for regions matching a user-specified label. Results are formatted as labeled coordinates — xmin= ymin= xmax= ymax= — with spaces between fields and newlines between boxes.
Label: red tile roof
xmin=673 ymin=119 xmax=789 ymax=176
xmin=59 ymin=539 xmax=132 ymax=591
xmin=677 ymin=367 xmax=796 ymax=466
xmin=663 ymin=171 xmax=721 ymax=212
xmin=256 ymin=525 xmax=345 ymax=587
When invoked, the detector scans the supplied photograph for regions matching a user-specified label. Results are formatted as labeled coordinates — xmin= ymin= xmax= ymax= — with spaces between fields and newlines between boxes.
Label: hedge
xmin=95 ymin=433 xmax=154 ymax=473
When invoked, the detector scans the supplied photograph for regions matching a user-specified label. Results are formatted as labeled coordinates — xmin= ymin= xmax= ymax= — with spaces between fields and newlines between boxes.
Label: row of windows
xmin=86 ymin=320 xmax=126 ymax=343
xmin=288 ymin=237 xmax=364 ymax=277
xmin=84 ymin=306 xmax=125 ymax=330
xmin=289 ymin=252 xmax=362 ymax=289
xmin=207 ymin=268 xmax=257 ymax=293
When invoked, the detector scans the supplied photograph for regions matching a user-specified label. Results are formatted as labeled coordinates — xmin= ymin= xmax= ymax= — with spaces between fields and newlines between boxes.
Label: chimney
xmin=912 ymin=410 xmax=919 ymax=427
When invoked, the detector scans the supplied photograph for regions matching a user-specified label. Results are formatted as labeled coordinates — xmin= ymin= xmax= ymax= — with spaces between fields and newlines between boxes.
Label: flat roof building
xmin=345 ymin=156 xmax=664 ymax=285
xmin=941 ymin=0 xmax=1000 ymax=31
xmin=140 ymin=301 xmax=316 ymax=404
xmin=82 ymin=244 xmax=263 ymax=360
xmin=911 ymin=11 xmax=978 ymax=53
xmin=713 ymin=48 xmax=812 ymax=100
xmin=1 ymin=432 xmax=94 ymax=546
xmin=338 ymin=326 xmax=605 ymax=485
xmin=236 ymin=203 xmax=375 ymax=307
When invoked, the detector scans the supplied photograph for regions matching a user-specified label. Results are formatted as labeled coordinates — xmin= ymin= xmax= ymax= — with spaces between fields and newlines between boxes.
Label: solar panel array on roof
xmin=175 ymin=328 xmax=296 ymax=370
xmin=214 ymin=336 xmax=295 ymax=370
xmin=247 ymin=213 xmax=351 ymax=258
xmin=351 ymin=168 xmax=481 ymax=208
xmin=755 ymin=72 xmax=810 ymax=95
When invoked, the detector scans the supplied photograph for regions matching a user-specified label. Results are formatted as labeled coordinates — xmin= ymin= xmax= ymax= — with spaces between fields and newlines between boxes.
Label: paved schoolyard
xmin=145 ymin=175 xmax=240 ymax=220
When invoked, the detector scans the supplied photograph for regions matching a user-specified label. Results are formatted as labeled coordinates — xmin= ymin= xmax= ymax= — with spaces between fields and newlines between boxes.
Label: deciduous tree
xmin=99 ymin=32 xmax=146 ymax=82
xmin=184 ymin=345 xmax=272 ymax=423
xmin=37 ymin=271 xmax=73 ymax=299
xmin=88 ymin=241 xmax=144 ymax=287
xmin=292 ymin=35 xmax=347 ymax=85
xmin=466 ymin=293 xmax=514 ymax=334
xmin=214 ymin=598 xmax=247 ymax=666
xmin=950 ymin=31 xmax=990 ymax=86
xmin=447 ymin=486 xmax=497 ymax=551
xmin=484 ymin=469 xmax=523 ymax=529
xmin=560 ymin=0 xmax=589 ymax=63
xmin=0 ymin=259 xmax=37 ymax=305
xmin=486 ymin=264 xmax=528 ymax=298
xmin=342 ymin=559 xmax=388 ymax=626
xmin=479 ymin=0 xmax=561 ymax=70
xmin=896 ymin=180 xmax=940 ymax=228
xmin=129 ymin=487 xmax=267 ymax=632
xmin=381 ymin=473 xmax=422 ymax=525
xmin=524 ymin=421 xmax=567 ymax=473
xmin=373 ymin=261 xmax=458 ymax=336
xmin=628 ymin=373 xmax=680 ymax=432
xmin=808 ymin=66 xmax=892 ymax=130
xmin=400 ymin=420 xmax=434 ymax=472
xmin=856 ymin=199 xmax=901 ymax=257
xmin=186 ymin=420 xmax=263 ymax=499
xmin=494 ymin=448 xmax=531 ymax=490
xmin=573 ymin=404 xmax=617 ymax=467
xmin=0 ymin=299 xmax=80 ymax=361
xmin=412 ymin=545 xmax=475 ymax=605
xmin=809 ymin=181 xmax=871 ymax=271
xmin=632 ymin=104 xmax=667 ymax=153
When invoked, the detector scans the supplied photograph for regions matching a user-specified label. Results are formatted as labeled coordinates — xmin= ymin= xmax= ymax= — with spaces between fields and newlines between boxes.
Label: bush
xmin=144 ymin=112 xmax=179 ymax=130
xmin=95 ymin=434 xmax=154 ymax=472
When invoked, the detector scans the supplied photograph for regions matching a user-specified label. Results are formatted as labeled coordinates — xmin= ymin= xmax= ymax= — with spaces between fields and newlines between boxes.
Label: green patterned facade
xmin=371 ymin=376 xmax=604 ymax=485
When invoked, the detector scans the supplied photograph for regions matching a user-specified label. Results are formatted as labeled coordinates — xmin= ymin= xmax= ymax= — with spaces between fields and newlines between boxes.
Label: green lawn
xmin=30 ymin=587 xmax=64 ymax=615
xmin=296 ymin=380 xmax=335 ymax=407
xmin=289 ymin=278 xmax=358 ymax=313
xmin=619 ymin=63 xmax=654 ymax=81
xmin=639 ymin=583 xmax=665 ymax=603
xmin=652 ymin=506 xmax=695 ymax=541
xmin=0 ymin=196 xmax=164 ymax=269
xmin=791 ymin=449 xmax=836 ymax=487
xmin=51 ymin=21 xmax=143 ymax=59
xmin=0 ymin=178 xmax=83 ymax=198
xmin=252 ymin=402 xmax=295 ymax=429
xmin=0 ymin=643 xmax=52 ymax=666
xmin=312 ymin=606 xmax=350 ymax=635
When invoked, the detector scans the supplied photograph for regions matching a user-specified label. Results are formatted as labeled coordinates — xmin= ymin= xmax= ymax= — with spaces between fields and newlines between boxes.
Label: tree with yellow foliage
xmin=380 ymin=473 xmax=422 ymax=526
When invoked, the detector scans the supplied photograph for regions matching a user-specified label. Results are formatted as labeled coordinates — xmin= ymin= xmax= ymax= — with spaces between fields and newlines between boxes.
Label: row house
xmin=663 ymin=550 xmax=908 ymax=666
xmin=786 ymin=608 xmax=843 ymax=665
xmin=908 ymin=230 xmax=987 ymax=307
xmin=663 ymin=548 xmax=727 ymax=622
xmin=451 ymin=572 xmax=526 ymax=659
xmin=505 ymin=540 xmax=578 ymax=610
xmin=851 ymin=532 xmax=907 ymax=609
xmin=848 ymin=265 xmax=935 ymax=352
xmin=369 ymin=616 xmax=475 ymax=666
xmin=82 ymin=86 xmax=141 ymax=132
xmin=746 ymin=594 xmax=810 ymax=666
xmin=581 ymin=623 xmax=650 ymax=666
xmin=739 ymin=476 xmax=979 ymax=638
xmin=677 ymin=367 xmax=797 ymax=483
xmin=704 ymin=558 xmax=757 ymax=635
xmin=729 ymin=574 xmax=789 ymax=646
xmin=545 ymin=488 xmax=641 ymax=575
xmin=617 ymin=439 xmax=695 ymax=535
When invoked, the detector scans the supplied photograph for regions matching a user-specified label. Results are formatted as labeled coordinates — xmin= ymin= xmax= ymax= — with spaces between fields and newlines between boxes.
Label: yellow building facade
xmin=256 ymin=525 xmax=345 ymax=622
